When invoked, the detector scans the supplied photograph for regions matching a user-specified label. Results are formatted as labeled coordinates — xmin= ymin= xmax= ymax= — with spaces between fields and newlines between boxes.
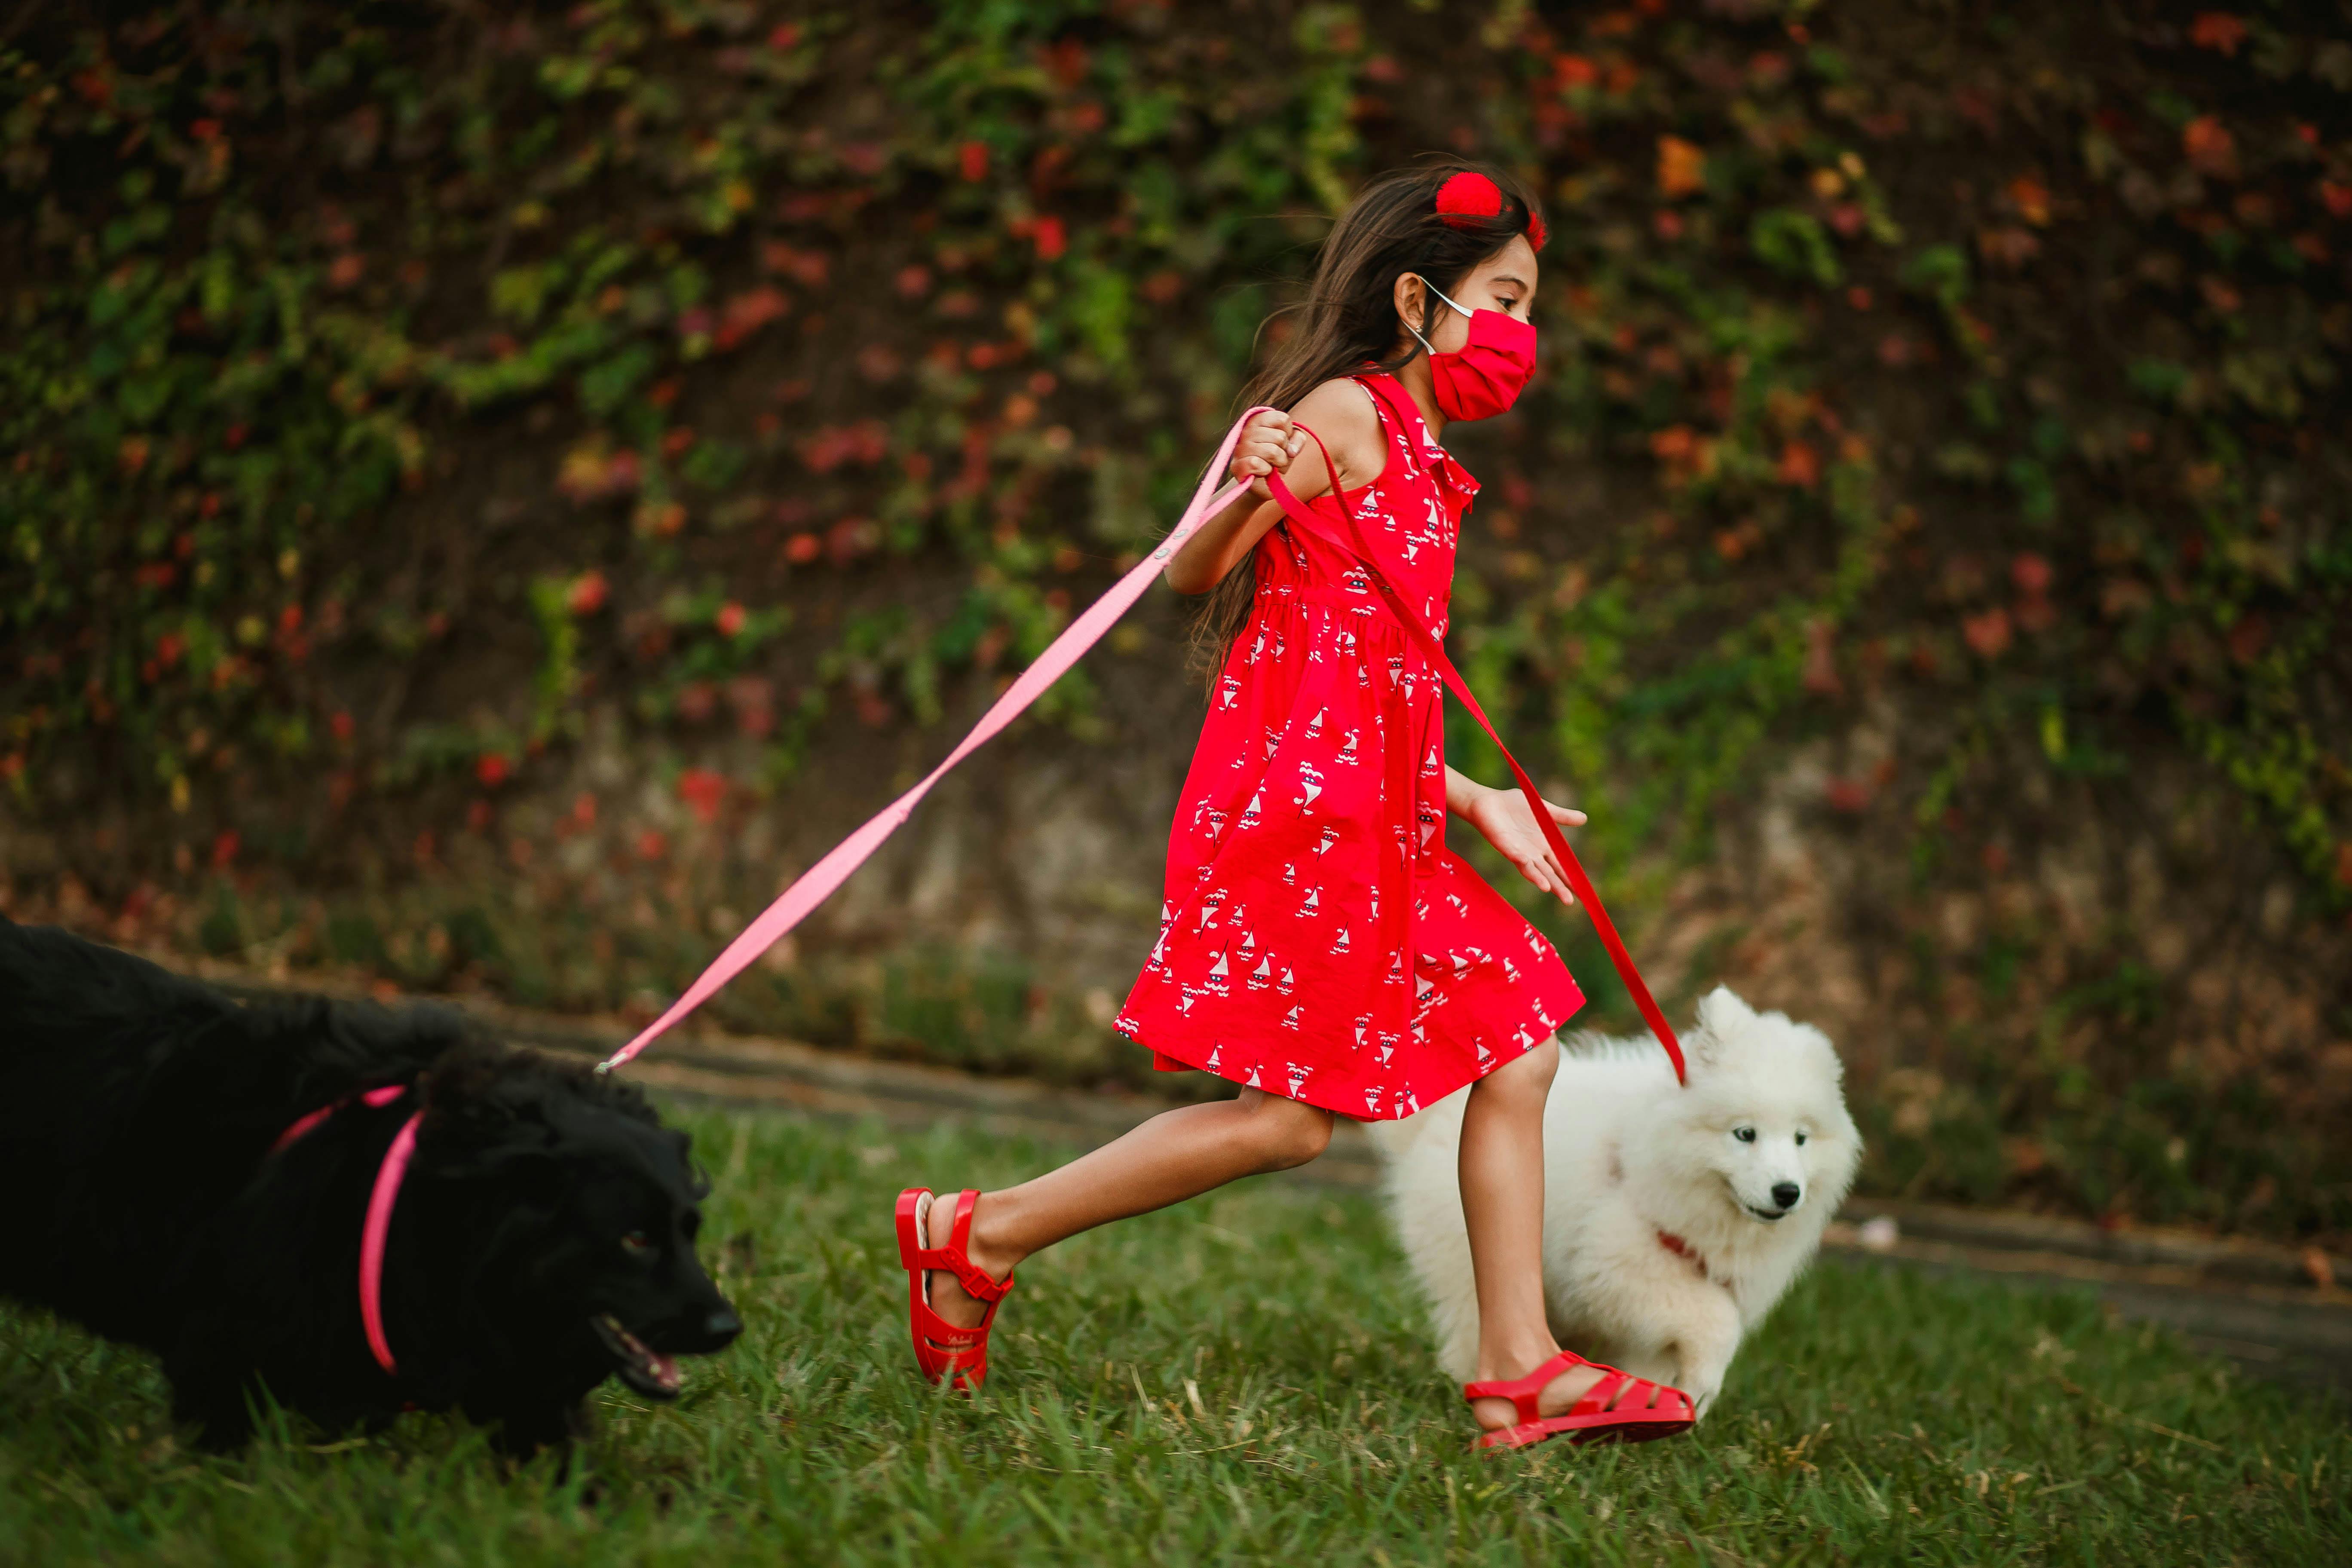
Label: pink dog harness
xmin=272 ymin=1083 xmax=418 ymax=1377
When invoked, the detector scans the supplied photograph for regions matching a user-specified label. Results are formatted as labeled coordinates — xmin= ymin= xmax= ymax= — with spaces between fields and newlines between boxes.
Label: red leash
xmin=592 ymin=405 xmax=1683 ymax=1083
xmin=1263 ymin=414 xmax=1686 ymax=1084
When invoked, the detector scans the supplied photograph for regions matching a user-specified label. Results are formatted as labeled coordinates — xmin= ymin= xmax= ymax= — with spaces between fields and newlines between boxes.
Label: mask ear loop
xmin=1398 ymin=273 xmax=1471 ymax=358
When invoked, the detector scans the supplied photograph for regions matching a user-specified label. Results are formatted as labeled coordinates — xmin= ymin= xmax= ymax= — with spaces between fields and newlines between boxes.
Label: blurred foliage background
xmin=3 ymin=0 xmax=2348 ymax=1242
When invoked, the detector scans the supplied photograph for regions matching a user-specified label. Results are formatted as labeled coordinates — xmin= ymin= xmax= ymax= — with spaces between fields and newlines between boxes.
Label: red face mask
xmin=1403 ymin=276 xmax=1537 ymax=422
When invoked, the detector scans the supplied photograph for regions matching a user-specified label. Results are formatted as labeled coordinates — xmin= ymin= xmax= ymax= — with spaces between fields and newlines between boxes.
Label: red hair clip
xmin=1435 ymin=170 xmax=1547 ymax=251
xmin=1434 ymin=171 xmax=1502 ymax=227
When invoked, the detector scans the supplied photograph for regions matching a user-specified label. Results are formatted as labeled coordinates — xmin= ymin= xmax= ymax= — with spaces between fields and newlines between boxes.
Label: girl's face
xmin=1396 ymin=233 xmax=1540 ymax=355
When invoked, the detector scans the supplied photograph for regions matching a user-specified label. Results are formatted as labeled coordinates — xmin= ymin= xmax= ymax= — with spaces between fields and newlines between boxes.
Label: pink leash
xmin=594 ymin=400 xmax=1684 ymax=1084
xmin=593 ymin=410 xmax=1276 ymax=1073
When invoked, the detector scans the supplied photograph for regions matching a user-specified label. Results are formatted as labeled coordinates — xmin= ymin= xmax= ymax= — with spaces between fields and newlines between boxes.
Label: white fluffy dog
xmin=1368 ymin=988 xmax=1860 ymax=1416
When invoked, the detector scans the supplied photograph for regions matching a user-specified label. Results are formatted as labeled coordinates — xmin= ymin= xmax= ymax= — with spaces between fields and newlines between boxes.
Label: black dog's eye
xmin=620 ymin=1231 xmax=654 ymax=1256
xmin=1733 ymin=1126 xmax=1757 ymax=1143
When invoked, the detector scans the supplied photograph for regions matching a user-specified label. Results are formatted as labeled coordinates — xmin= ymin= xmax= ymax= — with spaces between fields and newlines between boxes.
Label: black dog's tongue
xmin=591 ymin=1314 xmax=685 ymax=1400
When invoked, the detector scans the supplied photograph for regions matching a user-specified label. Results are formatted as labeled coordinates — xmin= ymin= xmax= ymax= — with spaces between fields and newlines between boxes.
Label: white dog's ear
xmin=1681 ymin=986 xmax=1751 ymax=1075
xmin=1694 ymin=986 xmax=1753 ymax=1041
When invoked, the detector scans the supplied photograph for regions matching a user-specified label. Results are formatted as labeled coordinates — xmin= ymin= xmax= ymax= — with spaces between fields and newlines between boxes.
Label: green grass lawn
xmin=3 ymin=1105 xmax=2344 ymax=1565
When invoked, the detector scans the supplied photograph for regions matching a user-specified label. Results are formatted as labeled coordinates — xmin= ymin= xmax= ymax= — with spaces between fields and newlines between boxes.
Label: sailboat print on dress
xmin=1204 ymin=948 xmax=1230 ymax=996
xmin=1293 ymin=763 xmax=1324 ymax=812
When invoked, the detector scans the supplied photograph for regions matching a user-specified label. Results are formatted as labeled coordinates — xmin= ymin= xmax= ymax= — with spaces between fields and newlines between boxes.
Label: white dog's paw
xmin=1687 ymin=1381 xmax=1724 ymax=1420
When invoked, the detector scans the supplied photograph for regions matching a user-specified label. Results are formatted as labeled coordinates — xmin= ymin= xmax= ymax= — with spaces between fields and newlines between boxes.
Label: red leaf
xmin=1656 ymin=135 xmax=1705 ymax=199
xmin=1961 ymin=608 xmax=2012 ymax=658
xmin=2181 ymin=116 xmax=2237 ymax=179
xmin=567 ymin=570 xmax=609 ymax=616
xmin=1824 ymin=778 xmax=1872 ymax=813
xmin=677 ymin=768 xmax=728 ymax=824
xmin=2188 ymin=12 xmax=2245 ymax=54
xmin=476 ymin=753 xmax=511 ymax=788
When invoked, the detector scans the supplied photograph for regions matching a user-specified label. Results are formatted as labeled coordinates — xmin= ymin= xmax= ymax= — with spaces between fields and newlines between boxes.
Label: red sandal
xmin=894 ymin=1188 xmax=1014 ymax=1390
xmin=1464 ymin=1351 xmax=1697 ymax=1452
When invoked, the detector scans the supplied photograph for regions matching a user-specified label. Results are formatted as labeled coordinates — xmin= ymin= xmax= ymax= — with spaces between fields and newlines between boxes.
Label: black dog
xmin=0 ymin=917 xmax=741 ymax=1454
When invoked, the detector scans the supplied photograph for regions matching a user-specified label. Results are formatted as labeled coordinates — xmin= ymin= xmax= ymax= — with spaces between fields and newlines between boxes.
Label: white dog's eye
xmin=1733 ymin=1126 xmax=1756 ymax=1143
xmin=1795 ymin=1131 xmax=1808 ymax=1146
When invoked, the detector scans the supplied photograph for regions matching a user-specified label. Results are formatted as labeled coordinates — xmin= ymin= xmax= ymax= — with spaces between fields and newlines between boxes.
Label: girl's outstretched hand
xmin=1461 ymin=784 xmax=1587 ymax=905
xmin=1230 ymin=408 xmax=1304 ymax=501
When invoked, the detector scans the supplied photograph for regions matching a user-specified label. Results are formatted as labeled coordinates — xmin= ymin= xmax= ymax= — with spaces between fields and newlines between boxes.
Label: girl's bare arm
xmin=1163 ymin=380 xmax=1384 ymax=596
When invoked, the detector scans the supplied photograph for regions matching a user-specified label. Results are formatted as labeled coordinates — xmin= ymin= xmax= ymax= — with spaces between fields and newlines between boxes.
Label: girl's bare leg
xmin=1455 ymin=1040 xmax=1611 ymax=1429
xmin=923 ymin=1087 xmax=1334 ymax=1329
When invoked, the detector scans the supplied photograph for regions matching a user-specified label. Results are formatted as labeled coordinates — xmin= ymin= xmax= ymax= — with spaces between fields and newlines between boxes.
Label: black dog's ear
xmin=674 ymin=1130 xmax=713 ymax=1200
xmin=418 ymin=1099 xmax=575 ymax=1196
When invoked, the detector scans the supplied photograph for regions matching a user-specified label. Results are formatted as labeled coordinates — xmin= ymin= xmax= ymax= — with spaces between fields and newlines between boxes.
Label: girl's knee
xmin=1235 ymin=1093 xmax=1333 ymax=1170
xmin=1472 ymin=1038 xmax=1559 ymax=1102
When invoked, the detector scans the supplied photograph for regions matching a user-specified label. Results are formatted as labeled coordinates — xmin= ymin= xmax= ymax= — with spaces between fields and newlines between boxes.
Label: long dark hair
xmin=1187 ymin=160 xmax=1546 ymax=686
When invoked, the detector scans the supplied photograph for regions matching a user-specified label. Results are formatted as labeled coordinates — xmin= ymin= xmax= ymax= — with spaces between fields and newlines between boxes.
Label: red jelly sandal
xmin=1464 ymin=1351 xmax=1697 ymax=1452
xmin=894 ymin=1187 xmax=1013 ymax=1390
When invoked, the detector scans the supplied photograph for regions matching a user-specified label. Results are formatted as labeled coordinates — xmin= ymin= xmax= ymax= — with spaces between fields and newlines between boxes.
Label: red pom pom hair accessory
xmin=1433 ymin=170 xmax=1547 ymax=251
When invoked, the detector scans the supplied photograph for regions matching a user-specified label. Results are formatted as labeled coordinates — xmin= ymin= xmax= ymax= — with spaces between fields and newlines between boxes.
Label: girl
xmin=894 ymin=164 xmax=1696 ymax=1451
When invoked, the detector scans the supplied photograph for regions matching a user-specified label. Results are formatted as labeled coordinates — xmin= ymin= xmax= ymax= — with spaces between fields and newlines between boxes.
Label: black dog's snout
xmin=1771 ymin=1182 xmax=1801 ymax=1210
xmin=703 ymin=1306 xmax=744 ymax=1346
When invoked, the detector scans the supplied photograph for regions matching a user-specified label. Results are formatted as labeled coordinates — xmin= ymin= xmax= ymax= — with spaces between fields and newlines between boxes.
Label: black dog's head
xmin=401 ymin=1046 xmax=741 ymax=1404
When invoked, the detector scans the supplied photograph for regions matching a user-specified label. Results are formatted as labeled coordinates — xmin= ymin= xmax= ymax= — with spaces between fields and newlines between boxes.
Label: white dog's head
xmin=1629 ymin=988 xmax=1862 ymax=1238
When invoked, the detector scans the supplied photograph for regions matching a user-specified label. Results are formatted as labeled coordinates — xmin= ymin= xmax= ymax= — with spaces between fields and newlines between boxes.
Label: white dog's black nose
xmin=1771 ymin=1182 xmax=1801 ymax=1210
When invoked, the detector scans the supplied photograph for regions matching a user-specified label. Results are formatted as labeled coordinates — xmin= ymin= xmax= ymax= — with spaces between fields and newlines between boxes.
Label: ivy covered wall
xmin=3 ymin=0 xmax=2347 ymax=1240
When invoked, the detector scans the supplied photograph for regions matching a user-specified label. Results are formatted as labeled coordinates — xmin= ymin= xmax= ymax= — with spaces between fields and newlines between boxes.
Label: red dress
xmin=1115 ymin=372 xmax=1584 ymax=1121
